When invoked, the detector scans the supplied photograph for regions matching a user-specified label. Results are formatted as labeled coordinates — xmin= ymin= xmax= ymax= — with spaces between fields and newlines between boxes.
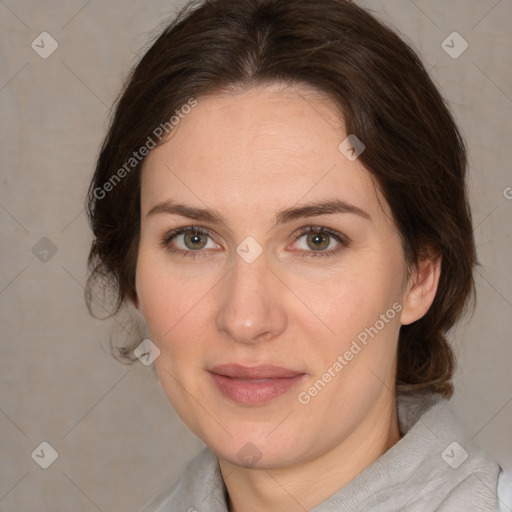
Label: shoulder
xmin=497 ymin=466 xmax=512 ymax=511
xmin=394 ymin=391 xmax=503 ymax=509
xmin=138 ymin=446 xmax=227 ymax=512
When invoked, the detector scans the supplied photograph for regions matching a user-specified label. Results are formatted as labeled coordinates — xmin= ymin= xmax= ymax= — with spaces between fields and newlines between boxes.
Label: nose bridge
xmin=215 ymin=251 xmax=287 ymax=344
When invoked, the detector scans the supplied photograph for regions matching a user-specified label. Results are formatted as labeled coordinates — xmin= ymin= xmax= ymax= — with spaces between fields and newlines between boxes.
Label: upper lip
xmin=209 ymin=364 xmax=304 ymax=379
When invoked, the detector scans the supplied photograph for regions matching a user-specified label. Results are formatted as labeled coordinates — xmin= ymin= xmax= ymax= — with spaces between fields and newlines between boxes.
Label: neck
xmin=219 ymin=390 xmax=402 ymax=512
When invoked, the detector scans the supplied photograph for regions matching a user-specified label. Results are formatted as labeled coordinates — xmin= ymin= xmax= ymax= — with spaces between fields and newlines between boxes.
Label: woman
xmin=85 ymin=0 xmax=511 ymax=510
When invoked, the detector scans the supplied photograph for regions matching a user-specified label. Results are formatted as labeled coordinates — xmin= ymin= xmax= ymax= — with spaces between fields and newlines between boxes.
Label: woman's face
xmin=135 ymin=83 xmax=414 ymax=468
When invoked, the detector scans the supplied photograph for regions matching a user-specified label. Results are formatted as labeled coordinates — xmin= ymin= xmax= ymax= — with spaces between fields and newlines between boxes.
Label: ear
xmin=400 ymin=249 xmax=442 ymax=326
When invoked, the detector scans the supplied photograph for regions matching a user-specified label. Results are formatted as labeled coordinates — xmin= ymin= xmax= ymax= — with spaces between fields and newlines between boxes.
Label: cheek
xmin=294 ymin=259 xmax=402 ymax=333
xmin=135 ymin=249 xmax=209 ymax=349
xmin=135 ymin=252 xmax=211 ymax=420
xmin=288 ymin=254 xmax=404 ymax=388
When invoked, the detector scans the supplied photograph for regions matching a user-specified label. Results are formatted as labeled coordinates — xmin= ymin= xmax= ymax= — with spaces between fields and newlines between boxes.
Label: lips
xmin=209 ymin=364 xmax=303 ymax=379
xmin=208 ymin=364 xmax=306 ymax=405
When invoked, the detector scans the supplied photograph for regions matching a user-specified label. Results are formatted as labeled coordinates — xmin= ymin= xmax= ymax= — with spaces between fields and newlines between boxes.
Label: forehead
xmin=140 ymin=83 xmax=386 ymax=222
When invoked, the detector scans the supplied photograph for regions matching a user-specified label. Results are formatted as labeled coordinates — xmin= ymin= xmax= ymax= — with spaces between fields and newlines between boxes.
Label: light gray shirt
xmin=141 ymin=391 xmax=511 ymax=511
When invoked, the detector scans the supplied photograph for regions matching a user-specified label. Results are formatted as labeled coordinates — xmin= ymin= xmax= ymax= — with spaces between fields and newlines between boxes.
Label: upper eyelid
xmin=162 ymin=225 xmax=218 ymax=245
xmin=163 ymin=225 xmax=349 ymax=249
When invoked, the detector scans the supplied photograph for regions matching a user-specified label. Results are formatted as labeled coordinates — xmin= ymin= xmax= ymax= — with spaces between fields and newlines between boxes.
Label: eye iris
xmin=307 ymin=232 xmax=330 ymax=251
xmin=184 ymin=231 xmax=207 ymax=250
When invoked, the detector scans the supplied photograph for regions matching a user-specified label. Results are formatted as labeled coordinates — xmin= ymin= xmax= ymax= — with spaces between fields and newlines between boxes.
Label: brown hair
xmin=86 ymin=0 xmax=477 ymax=399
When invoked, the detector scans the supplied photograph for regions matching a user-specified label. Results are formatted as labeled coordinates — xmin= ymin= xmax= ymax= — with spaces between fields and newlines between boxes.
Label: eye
xmin=292 ymin=226 xmax=350 ymax=258
xmin=161 ymin=226 xmax=220 ymax=257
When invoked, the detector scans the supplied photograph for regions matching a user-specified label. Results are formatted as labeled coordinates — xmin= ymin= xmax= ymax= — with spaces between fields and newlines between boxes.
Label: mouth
xmin=208 ymin=364 xmax=306 ymax=405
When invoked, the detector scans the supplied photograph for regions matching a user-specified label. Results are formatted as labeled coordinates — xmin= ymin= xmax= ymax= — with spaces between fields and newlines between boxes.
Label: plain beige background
xmin=0 ymin=1 xmax=511 ymax=510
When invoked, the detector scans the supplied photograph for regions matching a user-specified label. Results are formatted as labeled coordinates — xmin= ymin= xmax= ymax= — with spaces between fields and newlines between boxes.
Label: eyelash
xmin=161 ymin=226 xmax=217 ymax=260
xmin=160 ymin=225 xmax=351 ymax=259
xmin=291 ymin=226 xmax=350 ymax=259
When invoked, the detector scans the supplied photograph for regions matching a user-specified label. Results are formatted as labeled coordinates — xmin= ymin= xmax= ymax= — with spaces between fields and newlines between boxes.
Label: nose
xmin=215 ymin=250 xmax=287 ymax=345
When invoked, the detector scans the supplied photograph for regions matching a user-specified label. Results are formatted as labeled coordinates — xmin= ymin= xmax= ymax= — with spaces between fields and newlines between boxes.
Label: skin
xmin=134 ymin=82 xmax=441 ymax=512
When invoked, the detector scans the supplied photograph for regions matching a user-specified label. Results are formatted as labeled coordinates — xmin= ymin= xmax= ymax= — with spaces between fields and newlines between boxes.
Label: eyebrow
xmin=146 ymin=198 xmax=371 ymax=226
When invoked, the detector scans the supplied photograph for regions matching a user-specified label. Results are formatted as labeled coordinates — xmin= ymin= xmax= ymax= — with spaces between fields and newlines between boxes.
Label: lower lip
xmin=209 ymin=372 xmax=305 ymax=405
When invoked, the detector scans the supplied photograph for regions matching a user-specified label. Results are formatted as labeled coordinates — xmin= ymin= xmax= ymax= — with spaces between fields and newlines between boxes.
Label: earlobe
xmin=400 ymin=252 xmax=442 ymax=326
